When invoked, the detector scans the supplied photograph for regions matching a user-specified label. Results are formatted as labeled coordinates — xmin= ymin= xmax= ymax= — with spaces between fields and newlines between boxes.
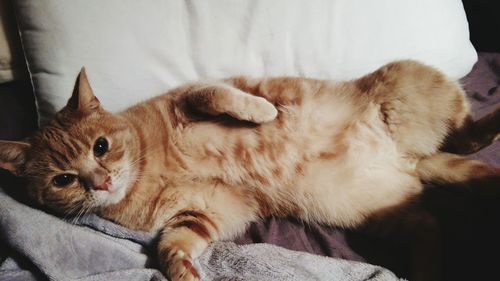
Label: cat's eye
xmin=93 ymin=137 xmax=108 ymax=157
xmin=53 ymin=174 xmax=77 ymax=187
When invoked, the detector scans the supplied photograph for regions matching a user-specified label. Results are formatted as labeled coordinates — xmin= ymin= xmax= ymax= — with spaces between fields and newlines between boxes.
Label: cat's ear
xmin=66 ymin=67 xmax=101 ymax=113
xmin=0 ymin=140 xmax=30 ymax=176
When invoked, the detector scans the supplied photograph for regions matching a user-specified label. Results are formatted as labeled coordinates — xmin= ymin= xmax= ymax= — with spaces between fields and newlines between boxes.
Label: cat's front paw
xmin=244 ymin=96 xmax=278 ymax=123
xmin=163 ymin=249 xmax=200 ymax=281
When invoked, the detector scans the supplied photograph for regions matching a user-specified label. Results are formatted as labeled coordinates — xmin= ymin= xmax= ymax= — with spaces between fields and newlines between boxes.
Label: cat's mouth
xmin=91 ymin=171 xmax=132 ymax=207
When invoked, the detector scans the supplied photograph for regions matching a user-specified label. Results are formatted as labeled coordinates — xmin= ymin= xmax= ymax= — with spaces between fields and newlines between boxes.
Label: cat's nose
xmin=80 ymin=168 xmax=111 ymax=191
xmin=93 ymin=175 xmax=111 ymax=191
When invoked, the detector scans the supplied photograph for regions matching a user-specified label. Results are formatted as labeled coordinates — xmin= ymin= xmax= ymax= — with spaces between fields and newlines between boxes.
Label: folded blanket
xmin=0 ymin=188 xmax=403 ymax=281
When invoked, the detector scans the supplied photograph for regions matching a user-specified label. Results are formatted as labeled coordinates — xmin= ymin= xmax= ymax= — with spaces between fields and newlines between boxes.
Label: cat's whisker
xmin=80 ymin=205 xmax=93 ymax=223
xmin=62 ymin=205 xmax=81 ymax=221
xmin=70 ymin=206 xmax=84 ymax=225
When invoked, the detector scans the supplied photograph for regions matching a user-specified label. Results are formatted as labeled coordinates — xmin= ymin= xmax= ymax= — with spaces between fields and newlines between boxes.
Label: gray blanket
xmin=0 ymin=188 xmax=403 ymax=281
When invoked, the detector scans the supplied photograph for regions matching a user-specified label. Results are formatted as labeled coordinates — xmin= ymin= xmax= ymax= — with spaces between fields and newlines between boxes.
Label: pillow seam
xmin=12 ymin=6 xmax=40 ymax=129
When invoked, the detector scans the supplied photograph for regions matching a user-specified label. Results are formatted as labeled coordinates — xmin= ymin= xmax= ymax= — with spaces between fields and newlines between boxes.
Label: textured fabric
xmin=12 ymin=0 xmax=476 ymax=124
xmin=234 ymin=217 xmax=364 ymax=261
xmin=0 ymin=188 xmax=403 ymax=281
xmin=0 ymin=189 xmax=156 ymax=281
xmin=197 ymin=242 xmax=403 ymax=281
xmin=464 ymin=52 xmax=500 ymax=166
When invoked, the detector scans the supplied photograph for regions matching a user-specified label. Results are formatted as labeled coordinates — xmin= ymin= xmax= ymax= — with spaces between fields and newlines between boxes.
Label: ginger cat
xmin=1 ymin=60 xmax=499 ymax=281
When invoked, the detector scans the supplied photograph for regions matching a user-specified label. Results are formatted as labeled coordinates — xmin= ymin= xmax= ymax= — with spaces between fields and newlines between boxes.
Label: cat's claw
xmin=170 ymin=259 xmax=200 ymax=281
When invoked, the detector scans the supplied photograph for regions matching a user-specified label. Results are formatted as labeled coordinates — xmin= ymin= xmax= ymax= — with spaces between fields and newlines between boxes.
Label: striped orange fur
xmin=0 ymin=60 xmax=499 ymax=281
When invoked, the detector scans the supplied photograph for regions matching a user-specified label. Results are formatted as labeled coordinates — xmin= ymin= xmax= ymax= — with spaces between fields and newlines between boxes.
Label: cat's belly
xmin=258 ymin=104 xmax=423 ymax=228
xmin=285 ymin=114 xmax=423 ymax=228
xmin=291 ymin=152 xmax=422 ymax=228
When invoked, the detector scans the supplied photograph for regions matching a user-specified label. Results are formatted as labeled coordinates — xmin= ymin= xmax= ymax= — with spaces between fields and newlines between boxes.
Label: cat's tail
xmin=417 ymin=152 xmax=500 ymax=186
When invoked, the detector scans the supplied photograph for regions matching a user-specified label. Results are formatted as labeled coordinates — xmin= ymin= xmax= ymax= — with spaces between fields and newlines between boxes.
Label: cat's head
xmin=0 ymin=69 xmax=138 ymax=214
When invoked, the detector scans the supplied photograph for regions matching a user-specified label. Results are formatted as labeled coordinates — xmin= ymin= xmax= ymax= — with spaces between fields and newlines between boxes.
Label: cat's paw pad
xmin=246 ymin=97 xmax=278 ymax=123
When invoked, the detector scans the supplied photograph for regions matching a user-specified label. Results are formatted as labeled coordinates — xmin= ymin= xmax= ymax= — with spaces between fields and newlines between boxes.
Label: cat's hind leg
xmin=417 ymin=152 xmax=499 ymax=187
xmin=355 ymin=60 xmax=471 ymax=157
xmin=181 ymin=83 xmax=278 ymax=123
xmin=441 ymin=107 xmax=500 ymax=154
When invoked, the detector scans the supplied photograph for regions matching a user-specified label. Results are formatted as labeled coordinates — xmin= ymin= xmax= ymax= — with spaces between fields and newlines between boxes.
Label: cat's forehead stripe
xmin=46 ymin=146 xmax=71 ymax=169
xmin=51 ymin=114 xmax=67 ymax=130
xmin=58 ymin=136 xmax=80 ymax=159
xmin=48 ymin=114 xmax=95 ymax=147
xmin=36 ymin=125 xmax=93 ymax=167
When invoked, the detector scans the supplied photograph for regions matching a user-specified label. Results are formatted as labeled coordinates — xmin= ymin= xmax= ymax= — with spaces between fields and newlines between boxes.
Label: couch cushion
xmin=13 ymin=0 xmax=477 ymax=124
xmin=0 ymin=0 xmax=28 ymax=83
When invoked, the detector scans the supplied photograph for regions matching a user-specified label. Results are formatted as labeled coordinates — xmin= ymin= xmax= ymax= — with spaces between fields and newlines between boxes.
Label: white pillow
xmin=13 ymin=0 xmax=477 ymax=124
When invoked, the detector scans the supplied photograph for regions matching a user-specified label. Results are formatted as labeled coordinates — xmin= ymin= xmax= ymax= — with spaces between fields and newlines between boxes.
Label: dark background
xmin=462 ymin=0 xmax=499 ymax=52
